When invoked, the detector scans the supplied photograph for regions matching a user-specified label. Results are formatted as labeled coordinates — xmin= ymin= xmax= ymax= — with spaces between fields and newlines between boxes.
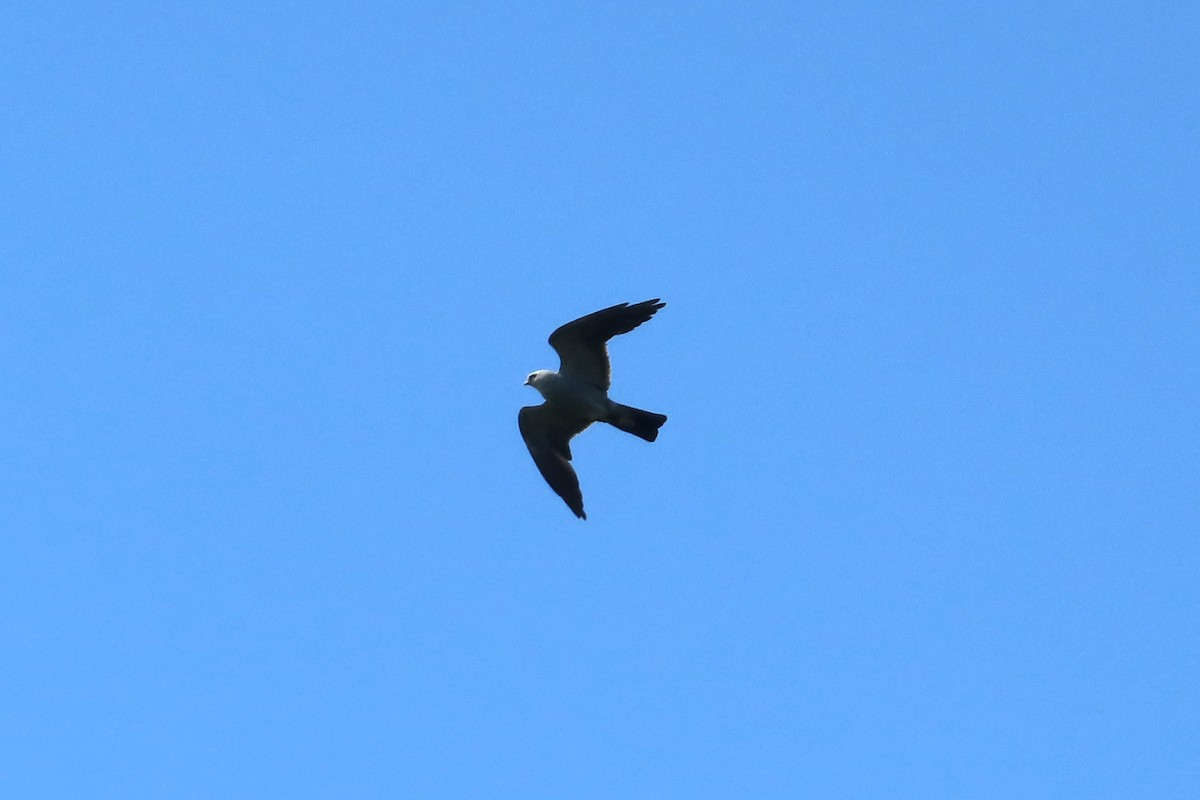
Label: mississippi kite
xmin=519 ymin=299 xmax=668 ymax=519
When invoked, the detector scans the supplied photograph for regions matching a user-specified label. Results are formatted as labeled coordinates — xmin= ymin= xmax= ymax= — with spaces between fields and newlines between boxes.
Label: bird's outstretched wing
xmin=518 ymin=404 xmax=593 ymax=519
xmin=548 ymin=299 xmax=665 ymax=390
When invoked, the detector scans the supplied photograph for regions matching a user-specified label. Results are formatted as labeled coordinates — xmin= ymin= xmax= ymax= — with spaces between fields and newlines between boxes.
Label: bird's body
xmin=519 ymin=299 xmax=668 ymax=519
xmin=525 ymin=370 xmax=610 ymax=422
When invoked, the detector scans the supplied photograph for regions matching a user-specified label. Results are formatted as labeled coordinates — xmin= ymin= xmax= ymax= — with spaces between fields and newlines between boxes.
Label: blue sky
xmin=3 ymin=1 xmax=1197 ymax=796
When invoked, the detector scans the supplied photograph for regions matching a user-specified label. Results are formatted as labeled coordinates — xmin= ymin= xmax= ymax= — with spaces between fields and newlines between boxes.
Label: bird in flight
xmin=519 ymin=299 xmax=668 ymax=519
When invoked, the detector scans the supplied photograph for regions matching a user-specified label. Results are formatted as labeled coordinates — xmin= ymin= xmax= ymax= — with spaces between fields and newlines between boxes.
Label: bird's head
xmin=524 ymin=370 xmax=552 ymax=389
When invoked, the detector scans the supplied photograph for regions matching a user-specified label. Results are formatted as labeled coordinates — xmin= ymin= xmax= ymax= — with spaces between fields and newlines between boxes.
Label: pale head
xmin=524 ymin=369 xmax=554 ymax=389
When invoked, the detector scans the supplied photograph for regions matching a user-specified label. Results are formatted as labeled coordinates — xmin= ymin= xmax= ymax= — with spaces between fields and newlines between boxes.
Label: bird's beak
xmin=523 ymin=377 xmax=531 ymax=386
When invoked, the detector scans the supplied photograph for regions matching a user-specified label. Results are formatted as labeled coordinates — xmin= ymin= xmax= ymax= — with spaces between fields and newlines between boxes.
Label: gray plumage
xmin=519 ymin=299 xmax=668 ymax=519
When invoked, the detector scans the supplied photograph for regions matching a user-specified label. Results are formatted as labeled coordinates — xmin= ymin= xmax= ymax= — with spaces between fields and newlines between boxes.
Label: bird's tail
xmin=606 ymin=404 xmax=667 ymax=442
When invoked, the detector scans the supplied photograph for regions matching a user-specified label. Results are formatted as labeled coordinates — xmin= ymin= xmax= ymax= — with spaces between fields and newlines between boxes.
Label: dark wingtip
xmin=632 ymin=298 xmax=666 ymax=322
xmin=626 ymin=298 xmax=663 ymax=309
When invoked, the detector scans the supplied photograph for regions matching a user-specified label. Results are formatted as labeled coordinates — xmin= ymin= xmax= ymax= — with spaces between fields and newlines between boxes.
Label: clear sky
xmin=3 ymin=2 xmax=1197 ymax=797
